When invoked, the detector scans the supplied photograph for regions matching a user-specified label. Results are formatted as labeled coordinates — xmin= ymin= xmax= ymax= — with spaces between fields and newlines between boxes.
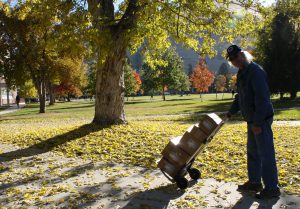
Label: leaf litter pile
xmin=0 ymin=117 xmax=299 ymax=195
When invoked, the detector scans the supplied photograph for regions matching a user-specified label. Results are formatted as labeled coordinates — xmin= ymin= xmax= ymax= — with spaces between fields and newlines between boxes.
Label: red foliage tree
xmin=190 ymin=57 xmax=214 ymax=100
xmin=133 ymin=71 xmax=142 ymax=92
xmin=54 ymin=82 xmax=82 ymax=101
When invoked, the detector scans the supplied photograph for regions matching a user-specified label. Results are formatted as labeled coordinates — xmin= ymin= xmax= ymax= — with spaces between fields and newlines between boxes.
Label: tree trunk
xmin=49 ymin=82 xmax=55 ymax=105
xmin=290 ymin=91 xmax=297 ymax=100
xmin=280 ymin=92 xmax=284 ymax=100
xmin=88 ymin=0 xmax=141 ymax=126
xmin=162 ymin=85 xmax=166 ymax=101
xmin=67 ymin=94 xmax=71 ymax=102
xmin=93 ymin=48 xmax=127 ymax=126
xmin=38 ymin=80 xmax=46 ymax=113
xmin=6 ymin=87 xmax=9 ymax=106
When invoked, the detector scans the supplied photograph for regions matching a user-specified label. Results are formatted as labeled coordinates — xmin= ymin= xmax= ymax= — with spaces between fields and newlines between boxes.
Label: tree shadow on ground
xmin=0 ymin=123 xmax=108 ymax=162
xmin=232 ymin=191 xmax=280 ymax=209
xmin=46 ymin=104 xmax=94 ymax=111
xmin=122 ymin=184 xmax=185 ymax=209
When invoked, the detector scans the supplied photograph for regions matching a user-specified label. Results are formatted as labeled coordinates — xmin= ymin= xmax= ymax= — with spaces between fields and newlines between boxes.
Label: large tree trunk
xmin=88 ymin=0 xmax=141 ymax=126
xmin=93 ymin=48 xmax=127 ymax=126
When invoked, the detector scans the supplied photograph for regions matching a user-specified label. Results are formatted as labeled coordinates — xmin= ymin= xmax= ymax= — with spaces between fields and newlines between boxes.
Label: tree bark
xmin=38 ymin=80 xmax=46 ymax=113
xmin=67 ymin=93 xmax=71 ymax=102
xmin=280 ymin=92 xmax=284 ymax=100
xmin=88 ymin=0 xmax=142 ymax=126
xmin=92 ymin=47 xmax=127 ymax=126
xmin=49 ymin=82 xmax=55 ymax=105
xmin=6 ymin=87 xmax=9 ymax=106
xmin=290 ymin=91 xmax=297 ymax=100
xmin=162 ymin=85 xmax=166 ymax=101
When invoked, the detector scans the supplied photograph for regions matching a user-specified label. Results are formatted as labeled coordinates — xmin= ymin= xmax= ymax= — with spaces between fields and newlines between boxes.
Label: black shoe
xmin=256 ymin=187 xmax=281 ymax=199
xmin=237 ymin=181 xmax=263 ymax=192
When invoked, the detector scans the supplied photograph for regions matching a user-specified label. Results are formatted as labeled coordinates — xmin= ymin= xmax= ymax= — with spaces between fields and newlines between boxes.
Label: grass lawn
xmin=0 ymin=94 xmax=299 ymax=194
xmin=2 ymin=93 xmax=300 ymax=120
xmin=0 ymin=106 xmax=9 ymax=111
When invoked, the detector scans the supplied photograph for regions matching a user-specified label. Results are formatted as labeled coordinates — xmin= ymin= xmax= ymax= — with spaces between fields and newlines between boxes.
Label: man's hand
xmin=252 ymin=125 xmax=262 ymax=135
xmin=225 ymin=112 xmax=232 ymax=121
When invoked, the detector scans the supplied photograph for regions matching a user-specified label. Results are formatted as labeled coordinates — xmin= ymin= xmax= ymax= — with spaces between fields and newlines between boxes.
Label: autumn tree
xmin=18 ymin=80 xmax=37 ymax=102
xmin=229 ymin=74 xmax=237 ymax=90
xmin=84 ymin=0 xmax=262 ymax=125
xmin=190 ymin=57 xmax=214 ymax=101
xmin=53 ymin=57 xmax=87 ymax=102
xmin=124 ymin=62 xmax=141 ymax=100
xmin=0 ymin=1 xmax=87 ymax=112
xmin=215 ymin=75 xmax=227 ymax=100
xmin=1 ymin=0 xmax=263 ymax=124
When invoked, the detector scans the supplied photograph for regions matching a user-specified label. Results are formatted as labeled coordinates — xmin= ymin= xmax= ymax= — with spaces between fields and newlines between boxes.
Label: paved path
xmin=0 ymin=143 xmax=299 ymax=209
xmin=0 ymin=103 xmax=26 ymax=115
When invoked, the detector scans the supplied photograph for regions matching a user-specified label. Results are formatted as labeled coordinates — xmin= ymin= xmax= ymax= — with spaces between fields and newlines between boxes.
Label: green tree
xmin=141 ymin=48 xmax=187 ymax=101
xmin=255 ymin=0 xmax=300 ymax=99
xmin=178 ymin=73 xmax=191 ymax=96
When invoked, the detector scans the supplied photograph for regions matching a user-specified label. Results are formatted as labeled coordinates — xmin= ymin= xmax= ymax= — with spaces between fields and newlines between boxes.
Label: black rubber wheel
xmin=188 ymin=168 xmax=201 ymax=180
xmin=175 ymin=177 xmax=188 ymax=190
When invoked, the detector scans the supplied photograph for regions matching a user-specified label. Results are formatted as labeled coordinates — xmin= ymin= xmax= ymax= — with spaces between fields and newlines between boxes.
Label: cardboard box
xmin=157 ymin=157 xmax=181 ymax=177
xmin=161 ymin=136 xmax=191 ymax=166
xmin=189 ymin=125 xmax=208 ymax=142
xmin=179 ymin=129 xmax=207 ymax=156
xmin=199 ymin=113 xmax=223 ymax=135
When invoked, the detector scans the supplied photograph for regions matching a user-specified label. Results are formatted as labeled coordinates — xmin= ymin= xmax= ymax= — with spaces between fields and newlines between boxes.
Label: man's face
xmin=229 ymin=52 xmax=245 ymax=69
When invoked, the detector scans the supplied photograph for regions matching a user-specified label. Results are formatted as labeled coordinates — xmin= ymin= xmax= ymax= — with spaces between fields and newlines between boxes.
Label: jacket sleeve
xmin=251 ymin=68 xmax=270 ymax=126
xmin=228 ymin=93 xmax=240 ymax=115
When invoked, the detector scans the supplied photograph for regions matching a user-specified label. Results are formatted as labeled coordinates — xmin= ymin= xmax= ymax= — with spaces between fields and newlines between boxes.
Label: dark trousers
xmin=247 ymin=118 xmax=279 ymax=189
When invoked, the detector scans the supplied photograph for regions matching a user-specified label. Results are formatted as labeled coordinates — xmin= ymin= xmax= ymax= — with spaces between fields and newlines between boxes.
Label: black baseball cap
xmin=226 ymin=45 xmax=242 ymax=60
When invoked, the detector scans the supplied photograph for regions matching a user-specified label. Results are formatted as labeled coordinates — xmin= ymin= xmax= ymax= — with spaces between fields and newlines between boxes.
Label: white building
xmin=0 ymin=76 xmax=16 ymax=106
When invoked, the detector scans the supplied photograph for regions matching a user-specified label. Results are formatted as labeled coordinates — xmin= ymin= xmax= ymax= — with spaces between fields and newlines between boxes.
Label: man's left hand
xmin=252 ymin=125 xmax=262 ymax=135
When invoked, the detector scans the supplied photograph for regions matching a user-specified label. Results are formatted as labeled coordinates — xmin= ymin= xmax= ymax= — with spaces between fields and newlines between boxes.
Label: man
xmin=226 ymin=45 xmax=280 ymax=199
xmin=16 ymin=93 xmax=20 ymax=109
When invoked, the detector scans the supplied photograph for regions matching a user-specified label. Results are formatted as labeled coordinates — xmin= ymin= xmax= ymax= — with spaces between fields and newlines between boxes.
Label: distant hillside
xmin=128 ymin=41 xmax=239 ymax=75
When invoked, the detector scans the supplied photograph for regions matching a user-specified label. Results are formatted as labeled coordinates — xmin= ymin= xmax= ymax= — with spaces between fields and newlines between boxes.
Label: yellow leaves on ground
xmin=0 ymin=120 xmax=299 ymax=194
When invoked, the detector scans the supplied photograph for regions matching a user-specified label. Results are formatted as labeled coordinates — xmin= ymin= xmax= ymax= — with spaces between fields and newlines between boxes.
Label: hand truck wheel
xmin=188 ymin=168 xmax=201 ymax=180
xmin=175 ymin=177 xmax=188 ymax=190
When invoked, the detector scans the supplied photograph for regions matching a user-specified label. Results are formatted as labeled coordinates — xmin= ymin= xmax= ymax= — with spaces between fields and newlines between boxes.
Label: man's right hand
xmin=225 ymin=112 xmax=232 ymax=120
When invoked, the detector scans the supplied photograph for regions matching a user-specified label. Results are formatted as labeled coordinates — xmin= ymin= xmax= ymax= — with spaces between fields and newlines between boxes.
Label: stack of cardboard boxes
xmin=157 ymin=113 xmax=223 ymax=178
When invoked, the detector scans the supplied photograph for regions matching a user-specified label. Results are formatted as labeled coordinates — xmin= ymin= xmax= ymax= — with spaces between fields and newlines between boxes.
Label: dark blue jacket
xmin=229 ymin=62 xmax=274 ymax=126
